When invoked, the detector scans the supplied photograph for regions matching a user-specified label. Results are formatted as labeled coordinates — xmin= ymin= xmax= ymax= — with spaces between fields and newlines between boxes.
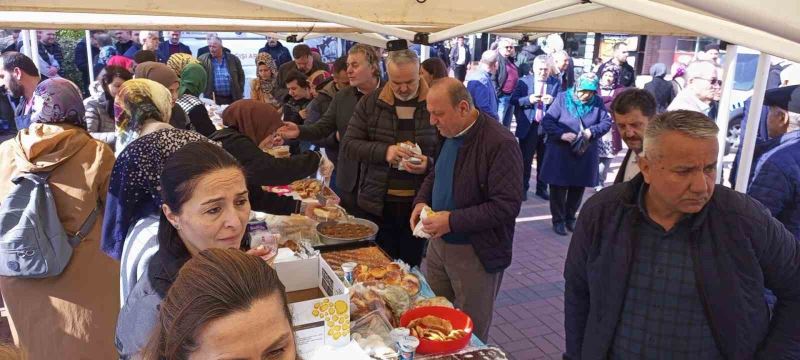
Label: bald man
xmin=411 ymin=78 xmax=523 ymax=342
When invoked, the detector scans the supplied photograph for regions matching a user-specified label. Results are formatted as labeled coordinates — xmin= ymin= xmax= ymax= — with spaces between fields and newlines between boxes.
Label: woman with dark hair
xmin=540 ymin=72 xmax=612 ymax=236
xmin=144 ymin=248 xmax=296 ymax=360
xmin=0 ymin=78 xmax=118 ymax=358
xmin=175 ymin=63 xmax=216 ymax=136
xmin=116 ymin=141 xmax=270 ymax=359
xmin=84 ymin=65 xmax=133 ymax=146
xmin=420 ymin=57 xmax=448 ymax=85
xmin=101 ymin=128 xmax=212 ymax=301
xmin=209 ymin=100 xmax=332 ymax=214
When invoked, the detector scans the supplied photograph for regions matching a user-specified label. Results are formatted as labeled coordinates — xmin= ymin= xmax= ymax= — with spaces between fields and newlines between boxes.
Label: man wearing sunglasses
xmin=668 ymin=61 xmax=720 ymax=116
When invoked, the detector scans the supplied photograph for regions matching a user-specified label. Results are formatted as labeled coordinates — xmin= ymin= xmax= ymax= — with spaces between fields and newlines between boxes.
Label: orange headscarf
xmin=222 ymin=100 xmax=283 ymax=144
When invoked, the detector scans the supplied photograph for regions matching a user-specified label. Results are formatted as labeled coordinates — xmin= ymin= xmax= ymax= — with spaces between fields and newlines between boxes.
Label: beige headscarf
xmin=167 ymin=53 xmax=200 ymax=78
xmin=114 ymin=78 xmax=174 ymax=150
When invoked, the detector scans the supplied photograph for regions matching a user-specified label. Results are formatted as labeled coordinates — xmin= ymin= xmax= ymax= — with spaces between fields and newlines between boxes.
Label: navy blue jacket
xmin=122 ymin=43 xmax=141 ymax=60
xmin=565 ymin=175 xmax=800 ymax=359
xmin=258 ymin=41 xmax=292 ymax=69
xmin=748 ymin=131 xmax=800 ymax=240
xmin=511 ymin=74 xmax=560 ymax=139
xmin=156 ymin=42 xmax=191 ymax=63
xmin=540 ymin=92 xmax=612 ymax=187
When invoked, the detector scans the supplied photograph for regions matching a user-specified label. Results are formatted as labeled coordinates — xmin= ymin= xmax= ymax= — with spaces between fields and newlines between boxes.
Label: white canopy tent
xmin=2 ymin=0 xmax=798 ymax=192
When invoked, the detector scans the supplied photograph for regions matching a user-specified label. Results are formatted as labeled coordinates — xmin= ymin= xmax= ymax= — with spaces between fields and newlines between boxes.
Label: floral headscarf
xmin=114 ymin=79 xmax=173 ymax=149
xmin=101 ymin=128 xmax=214 ymax=259
xmin=30 ymin=78 xmax=86 ymax=129
xmin=167 ymin=53 xmax=199 ymax=78
xmin=565 ymin=72 xmax=602 ymax=118
xmin=599 ymin=64 xmax=620 ymax=91
xmin=97 ymin=45 xmax=119 ymax=68
xmin=255 ymin=52 xmax=278 ymax=98
xmin=223 ymin=99 xmax=283 ymax=144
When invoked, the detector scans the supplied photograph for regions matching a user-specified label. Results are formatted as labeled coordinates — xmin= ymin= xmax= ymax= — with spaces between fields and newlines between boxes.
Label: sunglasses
xmin=694 ymin=77 xmax=722 ymax=86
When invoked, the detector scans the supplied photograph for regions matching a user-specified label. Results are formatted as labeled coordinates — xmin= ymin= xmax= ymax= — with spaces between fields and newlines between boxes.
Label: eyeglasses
xmin=694 ymin=77 xmax=722 ymax=86
xmin=504 ymin=46 xmax=514 ymax=49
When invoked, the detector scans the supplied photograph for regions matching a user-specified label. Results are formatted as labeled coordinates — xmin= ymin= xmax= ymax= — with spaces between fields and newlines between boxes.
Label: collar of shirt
xmin=212 ymin=55 xmax=226 ymax=66
xmin=636 ymin=181 xmax=695 ymax=232
xmin=454 ymin=117 xmax=478 ymax=138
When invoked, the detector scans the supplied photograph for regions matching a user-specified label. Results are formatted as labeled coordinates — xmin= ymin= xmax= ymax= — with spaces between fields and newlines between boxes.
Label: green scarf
xmin=565 ymin=72 xmax=601 ymax=118
xmin=178 ymin=63 xmax=207 ymax=97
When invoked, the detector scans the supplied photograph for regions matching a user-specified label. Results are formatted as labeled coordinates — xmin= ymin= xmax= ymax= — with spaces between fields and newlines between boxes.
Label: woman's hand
xmin=561 ymin=132 xmax=578 ymax=143
xmin=542 ymin=94 xmax=554 ymax=105
xmin=583 ymin=129 xmax=592 ymax=140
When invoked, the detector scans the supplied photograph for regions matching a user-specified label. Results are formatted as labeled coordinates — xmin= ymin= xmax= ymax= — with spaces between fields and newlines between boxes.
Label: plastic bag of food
xmin=268 ymin=214 xmax=320 ymax=245
xmin=397 ymin=141 xmax=422 ymax=172
xmin=349 ymin=284 xmax=393 ymax=324
xmin=351 ymin=310 xmax=398 ymax=359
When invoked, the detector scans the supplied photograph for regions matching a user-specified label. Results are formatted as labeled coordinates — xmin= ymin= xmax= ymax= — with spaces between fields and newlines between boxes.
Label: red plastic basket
xmin=399 ymin=306 xmax=473 ymax=355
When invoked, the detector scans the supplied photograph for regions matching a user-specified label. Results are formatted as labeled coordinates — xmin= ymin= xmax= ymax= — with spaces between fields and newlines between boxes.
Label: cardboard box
xmin=275 ymin=255 xmax=350 ymax=356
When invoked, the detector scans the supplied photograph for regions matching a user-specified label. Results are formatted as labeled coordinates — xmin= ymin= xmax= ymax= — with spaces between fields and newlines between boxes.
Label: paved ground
xmin=485 ymin=160 xmax=615 ymax=360
xmin=488 ymin=152 xmax=734 ymax=359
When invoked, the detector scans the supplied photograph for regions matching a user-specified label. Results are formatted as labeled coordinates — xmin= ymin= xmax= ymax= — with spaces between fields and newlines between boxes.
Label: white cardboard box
xmin=275 ymin=255 xmax=350 ymax=356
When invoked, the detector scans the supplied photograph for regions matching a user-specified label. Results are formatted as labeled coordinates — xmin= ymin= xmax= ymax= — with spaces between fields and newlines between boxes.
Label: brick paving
xmin=487 ymin=154 xmax=626 ymax=360
xmin=489 ymin=152 xmax=735 ymax=359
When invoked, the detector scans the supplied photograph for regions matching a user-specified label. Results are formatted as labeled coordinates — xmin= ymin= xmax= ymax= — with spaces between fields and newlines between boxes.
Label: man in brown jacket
xmin=340 ymin=49 xmax=440 ymax=266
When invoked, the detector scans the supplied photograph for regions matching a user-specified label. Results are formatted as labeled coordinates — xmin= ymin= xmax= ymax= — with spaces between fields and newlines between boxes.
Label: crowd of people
xmin=0 ymin=29 xmax=798 ymax=359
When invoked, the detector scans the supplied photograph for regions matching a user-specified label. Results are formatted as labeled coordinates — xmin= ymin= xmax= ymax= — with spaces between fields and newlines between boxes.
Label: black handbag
xmin=570 ymin=116 xmax=591 ymax=156
xmin=570 ymin=135 xmax=591 ymax=156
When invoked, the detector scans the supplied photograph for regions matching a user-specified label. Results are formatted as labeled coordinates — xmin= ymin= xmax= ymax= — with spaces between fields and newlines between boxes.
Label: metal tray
xmin=315 ymin=217 xmax=379 ymax=245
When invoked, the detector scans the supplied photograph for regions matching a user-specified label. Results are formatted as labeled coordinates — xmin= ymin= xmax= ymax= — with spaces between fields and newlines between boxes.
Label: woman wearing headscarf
xmin=107 ymin=55 xmax=135 ymax=72
xmin=134 ymin=61 xmax=190 ymax=130
xmin=166 ymin=53 xmax=199 ymax=78
xmin=175 ymin=63 xmax=216 ymax=136
xmin=84 ymin=65 xmax=133 ymax=146
xmin=643 ymin=63 xmax=676 ymax=113
xmin=114 ymin=78 xmax=173 ymax=154
xmin=540 ymin=72 xmax=612 ymax=236
xmin=209 ymin=99 xmax=332 ymax=214
xmin=596 ymin=67 xmax=625 ymax=191
xmin=250 ymin=52 xmax=280 ymax=108
xmin=0 ymin=78 xmax=118 ymax=358
xmin=101 ymin=128 xmax=212 ymax=302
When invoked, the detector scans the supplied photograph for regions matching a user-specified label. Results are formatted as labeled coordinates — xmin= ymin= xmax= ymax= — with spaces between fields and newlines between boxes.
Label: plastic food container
xmin=399 ymin=306 xmax=473 ymax=355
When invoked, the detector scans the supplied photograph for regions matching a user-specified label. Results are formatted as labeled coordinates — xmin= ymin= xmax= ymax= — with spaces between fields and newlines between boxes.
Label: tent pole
xmin=714 ymin=44 xmax=737 ymax=183
xmin=29 ymin=30 xmax=41 ymax=74
xmin=734 ymin=52 xmax=771 ymax=193
xmin=85 ymin=30 xmax=94 ymax=85
xmin=591 ymin=0 xmax=800 ymax=68
xmin=484 ymin=3 xmax=602 ymax=33
xmin=427 ymin=0 xmax=580 ymax=43
xmin=420 ymin=45 xmax=429 ymax=61
xmin=240 ymin=0 xmax=416 ymax=41
xmin=20 ymin=29 xmax=31 ymax=58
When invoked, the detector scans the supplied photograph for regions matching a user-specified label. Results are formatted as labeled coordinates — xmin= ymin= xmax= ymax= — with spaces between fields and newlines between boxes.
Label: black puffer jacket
xmin=341 ymin=82 xmax=440 ymax=216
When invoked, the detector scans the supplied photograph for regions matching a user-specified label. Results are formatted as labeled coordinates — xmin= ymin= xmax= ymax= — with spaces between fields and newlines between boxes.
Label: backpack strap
xmin=68 ymin=201 xmax=100 ymax=247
